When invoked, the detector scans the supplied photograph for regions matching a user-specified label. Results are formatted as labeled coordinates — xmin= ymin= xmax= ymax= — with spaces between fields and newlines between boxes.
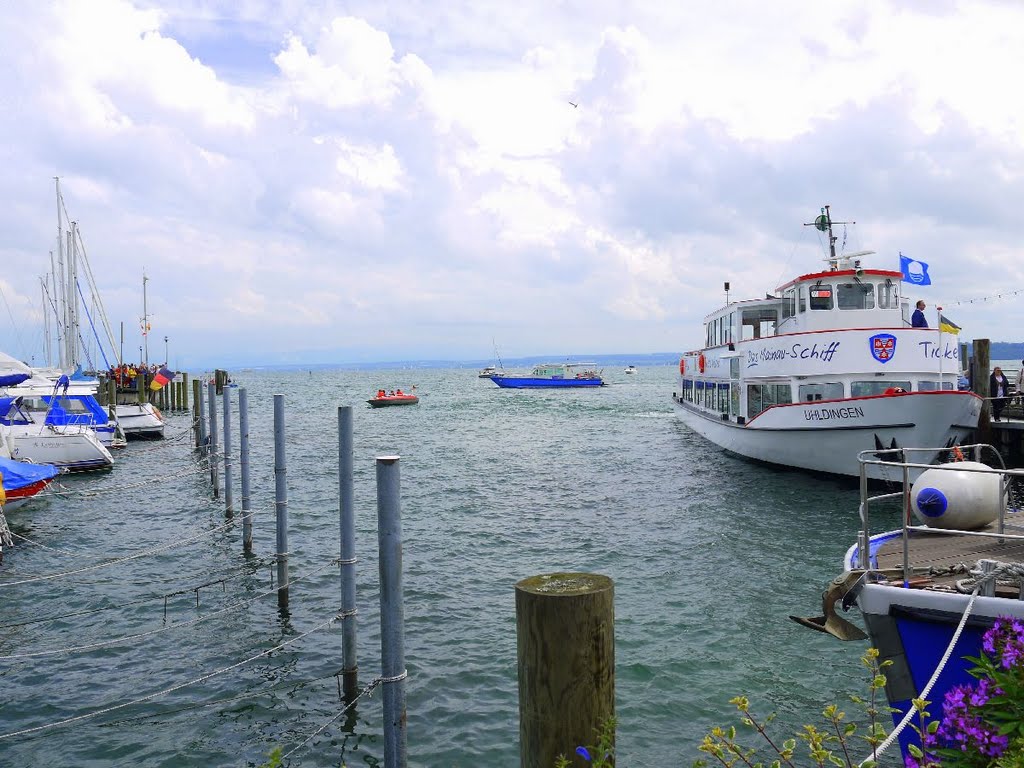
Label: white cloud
xmin=1 ymin=0 xmax=1023 ymax=366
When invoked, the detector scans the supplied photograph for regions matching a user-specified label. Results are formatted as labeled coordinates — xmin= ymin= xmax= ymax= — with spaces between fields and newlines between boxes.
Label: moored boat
xmin=491 ymin=362 xmax=605 ymax=388
xmin=672 ymin=205 xmax=981 ymax=481
xmin=791 ymin=446 xmax=1024 ymax=763
xmin=114 ymin=402 xmax=166 ymax=438
xmin=1 ymin=395 xmax=114 ymax=472
xmin=0 ymin=455 xmax=60 ymax=511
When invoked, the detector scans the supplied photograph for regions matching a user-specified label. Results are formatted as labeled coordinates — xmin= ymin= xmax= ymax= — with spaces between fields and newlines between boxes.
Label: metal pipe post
xmin=338 ymin=406 xmax=358 ymax=699
xmin=239 ymin=388 xmax=252 ymax=553
xmin=222 ymin=387 xmax=234 ymax=518
xmin=208 ymin=381 xmax=219 ymax=498
xmin=194 ymin=378 xmax=205 ymax=450
xmin=376 ymin=455 xmax=408 ymax=767
xmin=274 ymin=394 xmax=289 ymax=609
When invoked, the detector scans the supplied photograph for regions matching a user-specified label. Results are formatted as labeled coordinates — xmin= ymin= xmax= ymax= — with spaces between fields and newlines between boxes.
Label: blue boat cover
xmin=0 ymin=456 xmax=59 ymax=490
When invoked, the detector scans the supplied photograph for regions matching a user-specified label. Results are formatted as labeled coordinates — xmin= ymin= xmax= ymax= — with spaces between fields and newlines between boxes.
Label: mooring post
xmin=239 ymin=388 xmax=252 ymax=554
xmin=338 ymin=406 xmax=358 ymax=700
xmin=207 ymin=381 xmax=219 ymax=499
xmin=181 ymin=372 xmax=189 ymax=413
xmin=194 ymin=378 xmax=204 ymax=450
xmin=138 ymin=372 xmax=148 ymax=404
xmin=222 ymin=387 xmax=234 ymax=518
xmin=274 ymin=394 xmax=289 ymax=609
xmin=376 ymin=455 xmax=408 ymax=768
xmin=515 ymin=572 xmax=615 ymax=768
xmin=973 ymin=338 xmax=992 ymax=443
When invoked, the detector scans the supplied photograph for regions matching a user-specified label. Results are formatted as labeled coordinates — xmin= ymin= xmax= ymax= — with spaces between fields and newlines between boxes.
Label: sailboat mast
xmin=56 ymin=179 xmax=68 ymax=369
xmin=142 ymin=272 xmax=149 ymax=366
xmin=68 ymin=222 xmax=80 ymax=369
xmin=41 ymin=275 xmax=51 ymax=366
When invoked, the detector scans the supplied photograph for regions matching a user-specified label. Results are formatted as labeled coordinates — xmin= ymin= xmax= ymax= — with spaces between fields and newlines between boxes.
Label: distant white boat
xmin=478 ymin=365 xmax=500 ymax=378
xmin=624 ymin=365 xmax=638 ymax=374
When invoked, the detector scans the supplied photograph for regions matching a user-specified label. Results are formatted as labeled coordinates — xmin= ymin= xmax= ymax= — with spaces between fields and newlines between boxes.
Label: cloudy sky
xmin=1 ymin=1 xmax=1022 ymax=368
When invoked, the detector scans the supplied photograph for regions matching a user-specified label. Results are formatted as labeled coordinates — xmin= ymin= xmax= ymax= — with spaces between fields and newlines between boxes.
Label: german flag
xmin=149 ymin=366 xmax=175 ymax=391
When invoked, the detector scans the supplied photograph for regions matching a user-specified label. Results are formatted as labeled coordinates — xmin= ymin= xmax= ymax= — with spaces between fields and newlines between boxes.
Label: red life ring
xmin=698 ymin=353 xmax=706 ymax=373
xmin=679 ymin=358 xmax=685 ymax=375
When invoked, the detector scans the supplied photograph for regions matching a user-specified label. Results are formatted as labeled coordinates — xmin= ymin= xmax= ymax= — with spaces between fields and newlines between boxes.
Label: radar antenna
xmin=804 ymin=205 xmax=855 ymax=270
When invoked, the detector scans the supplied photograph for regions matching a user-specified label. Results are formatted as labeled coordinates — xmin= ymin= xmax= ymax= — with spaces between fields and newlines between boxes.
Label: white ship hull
xmin=114 ymin=403 xmax=165 ymax=438
xmin=3 ymin=424 xmax=114 ymax=471
xmin=674 ymin=391 xmax=981 ymax=480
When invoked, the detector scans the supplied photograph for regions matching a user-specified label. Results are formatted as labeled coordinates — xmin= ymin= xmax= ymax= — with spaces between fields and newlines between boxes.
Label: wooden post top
xmin=515 ymin=572 xmax=613 ymax=596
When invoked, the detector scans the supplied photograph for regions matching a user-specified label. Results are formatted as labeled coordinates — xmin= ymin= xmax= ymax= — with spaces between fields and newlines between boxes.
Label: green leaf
xmin=908 ymin=744 xmax=923 ymax=758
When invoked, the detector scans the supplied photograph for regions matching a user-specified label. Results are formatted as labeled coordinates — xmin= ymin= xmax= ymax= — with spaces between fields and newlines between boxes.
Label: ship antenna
xmin=804 ymin=205 xmax=854 ymax=269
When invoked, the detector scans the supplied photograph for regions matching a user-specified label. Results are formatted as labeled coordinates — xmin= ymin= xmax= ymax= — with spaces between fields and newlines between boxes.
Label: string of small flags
xmin=945 ymin=288 xmax=1024 ymax=306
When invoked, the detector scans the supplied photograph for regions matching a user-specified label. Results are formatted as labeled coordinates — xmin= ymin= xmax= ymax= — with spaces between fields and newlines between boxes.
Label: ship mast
xmin=805 ymin=205 xmax=854 ymax=270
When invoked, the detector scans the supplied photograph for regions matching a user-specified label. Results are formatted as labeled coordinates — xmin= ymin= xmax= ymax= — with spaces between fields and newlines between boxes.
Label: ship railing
xmin=855 ymin=444 xmax=1024 ymax=588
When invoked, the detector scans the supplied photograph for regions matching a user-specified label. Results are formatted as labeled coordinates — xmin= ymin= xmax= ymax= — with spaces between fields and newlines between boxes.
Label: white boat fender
xmin=911 ymin=461 xmax=1001 ymax=530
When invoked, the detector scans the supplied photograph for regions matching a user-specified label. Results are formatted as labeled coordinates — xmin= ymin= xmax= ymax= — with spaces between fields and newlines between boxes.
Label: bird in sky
xmin=568 ymin=100 xmax=578 ymax=108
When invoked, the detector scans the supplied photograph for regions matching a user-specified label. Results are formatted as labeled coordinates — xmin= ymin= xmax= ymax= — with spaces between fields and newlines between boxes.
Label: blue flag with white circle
xmin=900 ymin=254 xmax=931 ymax=285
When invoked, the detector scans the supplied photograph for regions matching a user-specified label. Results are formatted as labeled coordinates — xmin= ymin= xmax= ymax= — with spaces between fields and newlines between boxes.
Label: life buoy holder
xmin=679 ymin=358 xmax=685 ymax=375
xmin=698 ymin=353 xmax=706 ymax=373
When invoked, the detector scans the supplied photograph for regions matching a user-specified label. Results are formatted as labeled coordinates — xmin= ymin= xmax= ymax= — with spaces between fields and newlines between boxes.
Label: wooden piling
xmin=181 ymin=372 xmax=189 ymax=413
xmin=973 ymin=338 xmax=991 ymax=443
xmin=516 ymin=572 xmax=615 ymax=768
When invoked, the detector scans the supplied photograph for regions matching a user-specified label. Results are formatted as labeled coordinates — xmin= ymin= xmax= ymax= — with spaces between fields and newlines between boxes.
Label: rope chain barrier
xmin=0 ymin=614 xmax=340 ymax=741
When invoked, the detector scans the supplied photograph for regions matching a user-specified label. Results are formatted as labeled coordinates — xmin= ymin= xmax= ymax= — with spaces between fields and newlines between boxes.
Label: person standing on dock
xmin=990 ymin=366 xmax=1010 ymax=421
xmin=911 ymin=300 xmax=928 ymax=328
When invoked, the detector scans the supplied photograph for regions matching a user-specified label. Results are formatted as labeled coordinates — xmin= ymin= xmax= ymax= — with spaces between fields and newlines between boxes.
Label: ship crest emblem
xmin=869 ymin=333 xmax=897 ymax=363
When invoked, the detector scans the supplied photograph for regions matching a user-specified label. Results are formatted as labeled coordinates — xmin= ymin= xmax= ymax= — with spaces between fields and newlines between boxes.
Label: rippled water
xmin=0 ymin=366 xmax=903 ymax=767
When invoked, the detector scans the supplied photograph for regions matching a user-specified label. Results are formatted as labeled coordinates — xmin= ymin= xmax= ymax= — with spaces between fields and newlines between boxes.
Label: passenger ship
xmin=672 ymin=206 xmax=982 ymax=481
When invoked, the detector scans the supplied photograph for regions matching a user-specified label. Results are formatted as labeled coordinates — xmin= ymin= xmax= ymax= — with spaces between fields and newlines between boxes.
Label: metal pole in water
xmin=222 ymin=387 xmax=234 ymax=518
xmin=274 ymin=394 xmax=289 ymax=609
xmin=194 ymin=378 xmax=205 ymax=451
xmin=239 ymin=388 xmax=252 ymax=554
xmin=376 ymin=455 xmax=408 ymax=768
xmin=338 ymin=406 xmax=358 ymax=700
xmin=208 ymin=381 xmax=219 ymax=499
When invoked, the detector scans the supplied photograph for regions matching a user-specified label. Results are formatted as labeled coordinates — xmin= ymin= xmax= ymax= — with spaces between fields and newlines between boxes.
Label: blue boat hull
xmin=490 ymin=376 xmax=604 ymax=388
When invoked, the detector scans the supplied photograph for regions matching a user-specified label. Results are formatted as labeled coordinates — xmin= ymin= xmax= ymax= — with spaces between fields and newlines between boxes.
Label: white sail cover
xmin=0 ymin=351 xmax=31 ymax=388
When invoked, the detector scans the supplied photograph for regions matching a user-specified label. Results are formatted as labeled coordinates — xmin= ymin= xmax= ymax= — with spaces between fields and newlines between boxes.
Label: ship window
xmin=878 ymin=281 xmax=898 ymax=309
xmin=798 ymin=287 xmax=806 ymax=313
xmin=731 ymin=382 xmax=740 ymax=416
xmin=918 ymin=381 xmax=956 ymax=392
xmin=781 ymin=289 xmax=795 ymax=320
xmin=809 ymin=284 xmax=833 ymax=310
xmin=851 ymin=381 xmax=912 ymax=397
xmin=837 ymin=282 xmax=875 ymax=310
xmin=799 ymin=382 xmax=844 ymax=402
xmin=747 ymin=383 xmax=792 ymax=418
xmin=730 ymin=358 xmax=740 ymax=379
